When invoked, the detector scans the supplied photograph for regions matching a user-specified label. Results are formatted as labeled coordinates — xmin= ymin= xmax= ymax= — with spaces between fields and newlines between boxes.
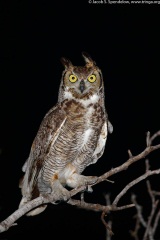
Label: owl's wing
xmin=21 ymin=104 xmax=67 ymax=198
xmin=108 ymin=120 xmax=113 ymax=134
xmin=92 ymin=119 xmax=113 ymax=164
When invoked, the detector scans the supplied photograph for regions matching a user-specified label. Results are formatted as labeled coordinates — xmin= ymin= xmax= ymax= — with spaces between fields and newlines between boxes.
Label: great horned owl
xmin=19 ymin=52 xmax=113 ymax=216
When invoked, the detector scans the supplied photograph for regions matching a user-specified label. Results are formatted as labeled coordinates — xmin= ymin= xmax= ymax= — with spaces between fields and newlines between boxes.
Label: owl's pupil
xmin=90 ymin=77 xmax=93 ymax=79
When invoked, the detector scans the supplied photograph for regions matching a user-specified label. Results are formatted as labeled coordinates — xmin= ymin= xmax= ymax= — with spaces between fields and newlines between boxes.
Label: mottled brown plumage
xmin=19 ymin=52 xmax=113 ymax=216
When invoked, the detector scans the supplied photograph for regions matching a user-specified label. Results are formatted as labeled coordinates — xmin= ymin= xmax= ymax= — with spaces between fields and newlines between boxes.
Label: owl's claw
xmin=51 ymin=180 xmax=71 ymax=203
xmin=86 ymin=186 xmax=93 ymax=193
xmin=84 ymin=176 xmax=98 ymax=193
xmin=66 ymin=173 xmax=98 ymax=190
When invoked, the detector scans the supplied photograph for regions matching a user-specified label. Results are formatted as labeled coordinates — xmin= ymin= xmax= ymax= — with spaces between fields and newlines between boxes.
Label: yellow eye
xmin=87 ymin=74 xmax=96 ymax=83
xmin=69 ymin=74 xmax=78 ymax=83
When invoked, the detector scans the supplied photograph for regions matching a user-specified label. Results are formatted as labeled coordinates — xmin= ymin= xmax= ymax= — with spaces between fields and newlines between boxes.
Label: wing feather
xmin=92 ymin=120 xmax=108 ymax=164
xmin=21 ymin=104 xmax=67 ymax=199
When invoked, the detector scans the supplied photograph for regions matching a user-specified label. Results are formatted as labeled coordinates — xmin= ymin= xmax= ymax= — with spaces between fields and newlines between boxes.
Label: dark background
xmin=1 ymin=1 xmax=160 ymax=239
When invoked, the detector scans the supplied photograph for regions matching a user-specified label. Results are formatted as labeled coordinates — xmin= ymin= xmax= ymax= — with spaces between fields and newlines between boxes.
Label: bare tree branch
xmin=131 ymin=194 xmax=147 ymax=228
xmin=152 ymin=209 xmax=160 ymax=235
xmin=0 ymin=196 xmax=46 ymax=233
xmin=150 ymin=130 xmax=160 ymax=144
xmin=143 ymin=199 xmax=159 ymax=240
xmin=146 ymin=131 xmax=151 ymax=147
xmin=68 ymin=198 xmax=135 ymax=212
xmin=1 ymin=131 xmax=160 ymax=234
xmin=97 ymin=144 xmax=160 ymax=184
xmin=113 ymin=169 xmax=160 ymax=206
xmin=143 ymin=181 xmax=159 ymax=240
xmin=101 ymin=211 xmax=114 ymax=237
xmin=0 ymin=186 xmax=86 ymax=233
xmin=130 ymin=214 xmax=141 ymax=240
xmin=152 ymin=191 xmax=160 ymax=196
xmin=131 ymin=160 xmax=160 ymax=240
xmin=104 ymin=194 xmax=112 ymax=240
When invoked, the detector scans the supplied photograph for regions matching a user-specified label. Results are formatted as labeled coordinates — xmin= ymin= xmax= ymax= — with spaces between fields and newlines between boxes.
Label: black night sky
xmin=1 ymin=1 xmax=160 ymax=240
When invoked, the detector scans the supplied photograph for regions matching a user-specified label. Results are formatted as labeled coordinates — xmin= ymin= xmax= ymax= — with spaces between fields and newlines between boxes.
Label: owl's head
xmin=60 ymin=52 xmax=103 ymax=101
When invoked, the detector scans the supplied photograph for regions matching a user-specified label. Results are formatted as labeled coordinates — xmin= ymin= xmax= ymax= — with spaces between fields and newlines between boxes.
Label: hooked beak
xmin=79 ymin=79 xmax=85 ymax=93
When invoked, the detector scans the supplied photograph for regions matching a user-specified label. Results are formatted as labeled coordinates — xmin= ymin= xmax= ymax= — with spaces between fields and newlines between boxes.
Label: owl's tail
xmin=19 ymin=176 xmax=47 ymax=216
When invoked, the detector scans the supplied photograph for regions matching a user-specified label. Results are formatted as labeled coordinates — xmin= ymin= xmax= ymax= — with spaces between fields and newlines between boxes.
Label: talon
xmin=86 ymin=186 xmax=93 ymax=193
xmin=52 ymin=200 xmax=61 ymax=205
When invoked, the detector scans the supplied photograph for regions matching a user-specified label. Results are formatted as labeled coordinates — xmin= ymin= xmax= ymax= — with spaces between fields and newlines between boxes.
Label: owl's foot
xmin=66 ymin=173 xmax=98 ymax=191
xmin=50 ymin=180 xmax=71 ymax=202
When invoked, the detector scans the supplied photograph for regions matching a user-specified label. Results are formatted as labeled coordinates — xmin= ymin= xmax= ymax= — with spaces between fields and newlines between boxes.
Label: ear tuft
xmin=82 ymin=52 xmax=96 ymax=67
xmin=60 ymin=57 xmax=73 ymax=69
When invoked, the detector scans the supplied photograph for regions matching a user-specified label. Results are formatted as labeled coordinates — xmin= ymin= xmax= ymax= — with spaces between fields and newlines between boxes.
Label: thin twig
xmin=104 ymin=194 xmax=113 ymax=240
xmin=143 ymin=200 xmax=159 ymax=240
xmin=67 ymin=198 xmax=135 ymax=212
xmin=113 ymin=169 xmax=160 ymax=206
xmin=128 ymin=149 xmax=133 ymax=158
xmin=130 ymin=215 xmax=140 ymax=240
xmin=131 ymin=194 xmax=146 ymax=228
xmin=150 ymin=130 xmax=160 ymax=144
xmin=145 ymin=159 xmax=150 ymax=172
xmin=131 ymin=160 xmax=160 ymax=240
xmin=146 ymin=131 xmax=151 ymax=147
xmin=152 ymin=191 xmax=160 ymax=196
xmin=143 ymin=180 xmax=159 ymax=240
xmin=101 ymin=211 xmax=114 ymax=236
xmin=97 ymin=144 xmax=160 ymax=184
xmin=152 ymin=209 xmax=160 ymax=235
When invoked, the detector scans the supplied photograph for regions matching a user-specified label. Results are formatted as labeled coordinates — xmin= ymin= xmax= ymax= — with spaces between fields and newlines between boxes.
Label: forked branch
xmin=0 ymin=131 xmax=160 ymax=234
xmin=130 ymin=160 xmax=160 ymax=240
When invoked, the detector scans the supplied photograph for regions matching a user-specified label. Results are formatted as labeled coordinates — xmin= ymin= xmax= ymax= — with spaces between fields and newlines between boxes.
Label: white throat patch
xmin=64 ymin=89 xmax=99 ymax=107
xmin=79 ymin=94 xmax=99 ymax=107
